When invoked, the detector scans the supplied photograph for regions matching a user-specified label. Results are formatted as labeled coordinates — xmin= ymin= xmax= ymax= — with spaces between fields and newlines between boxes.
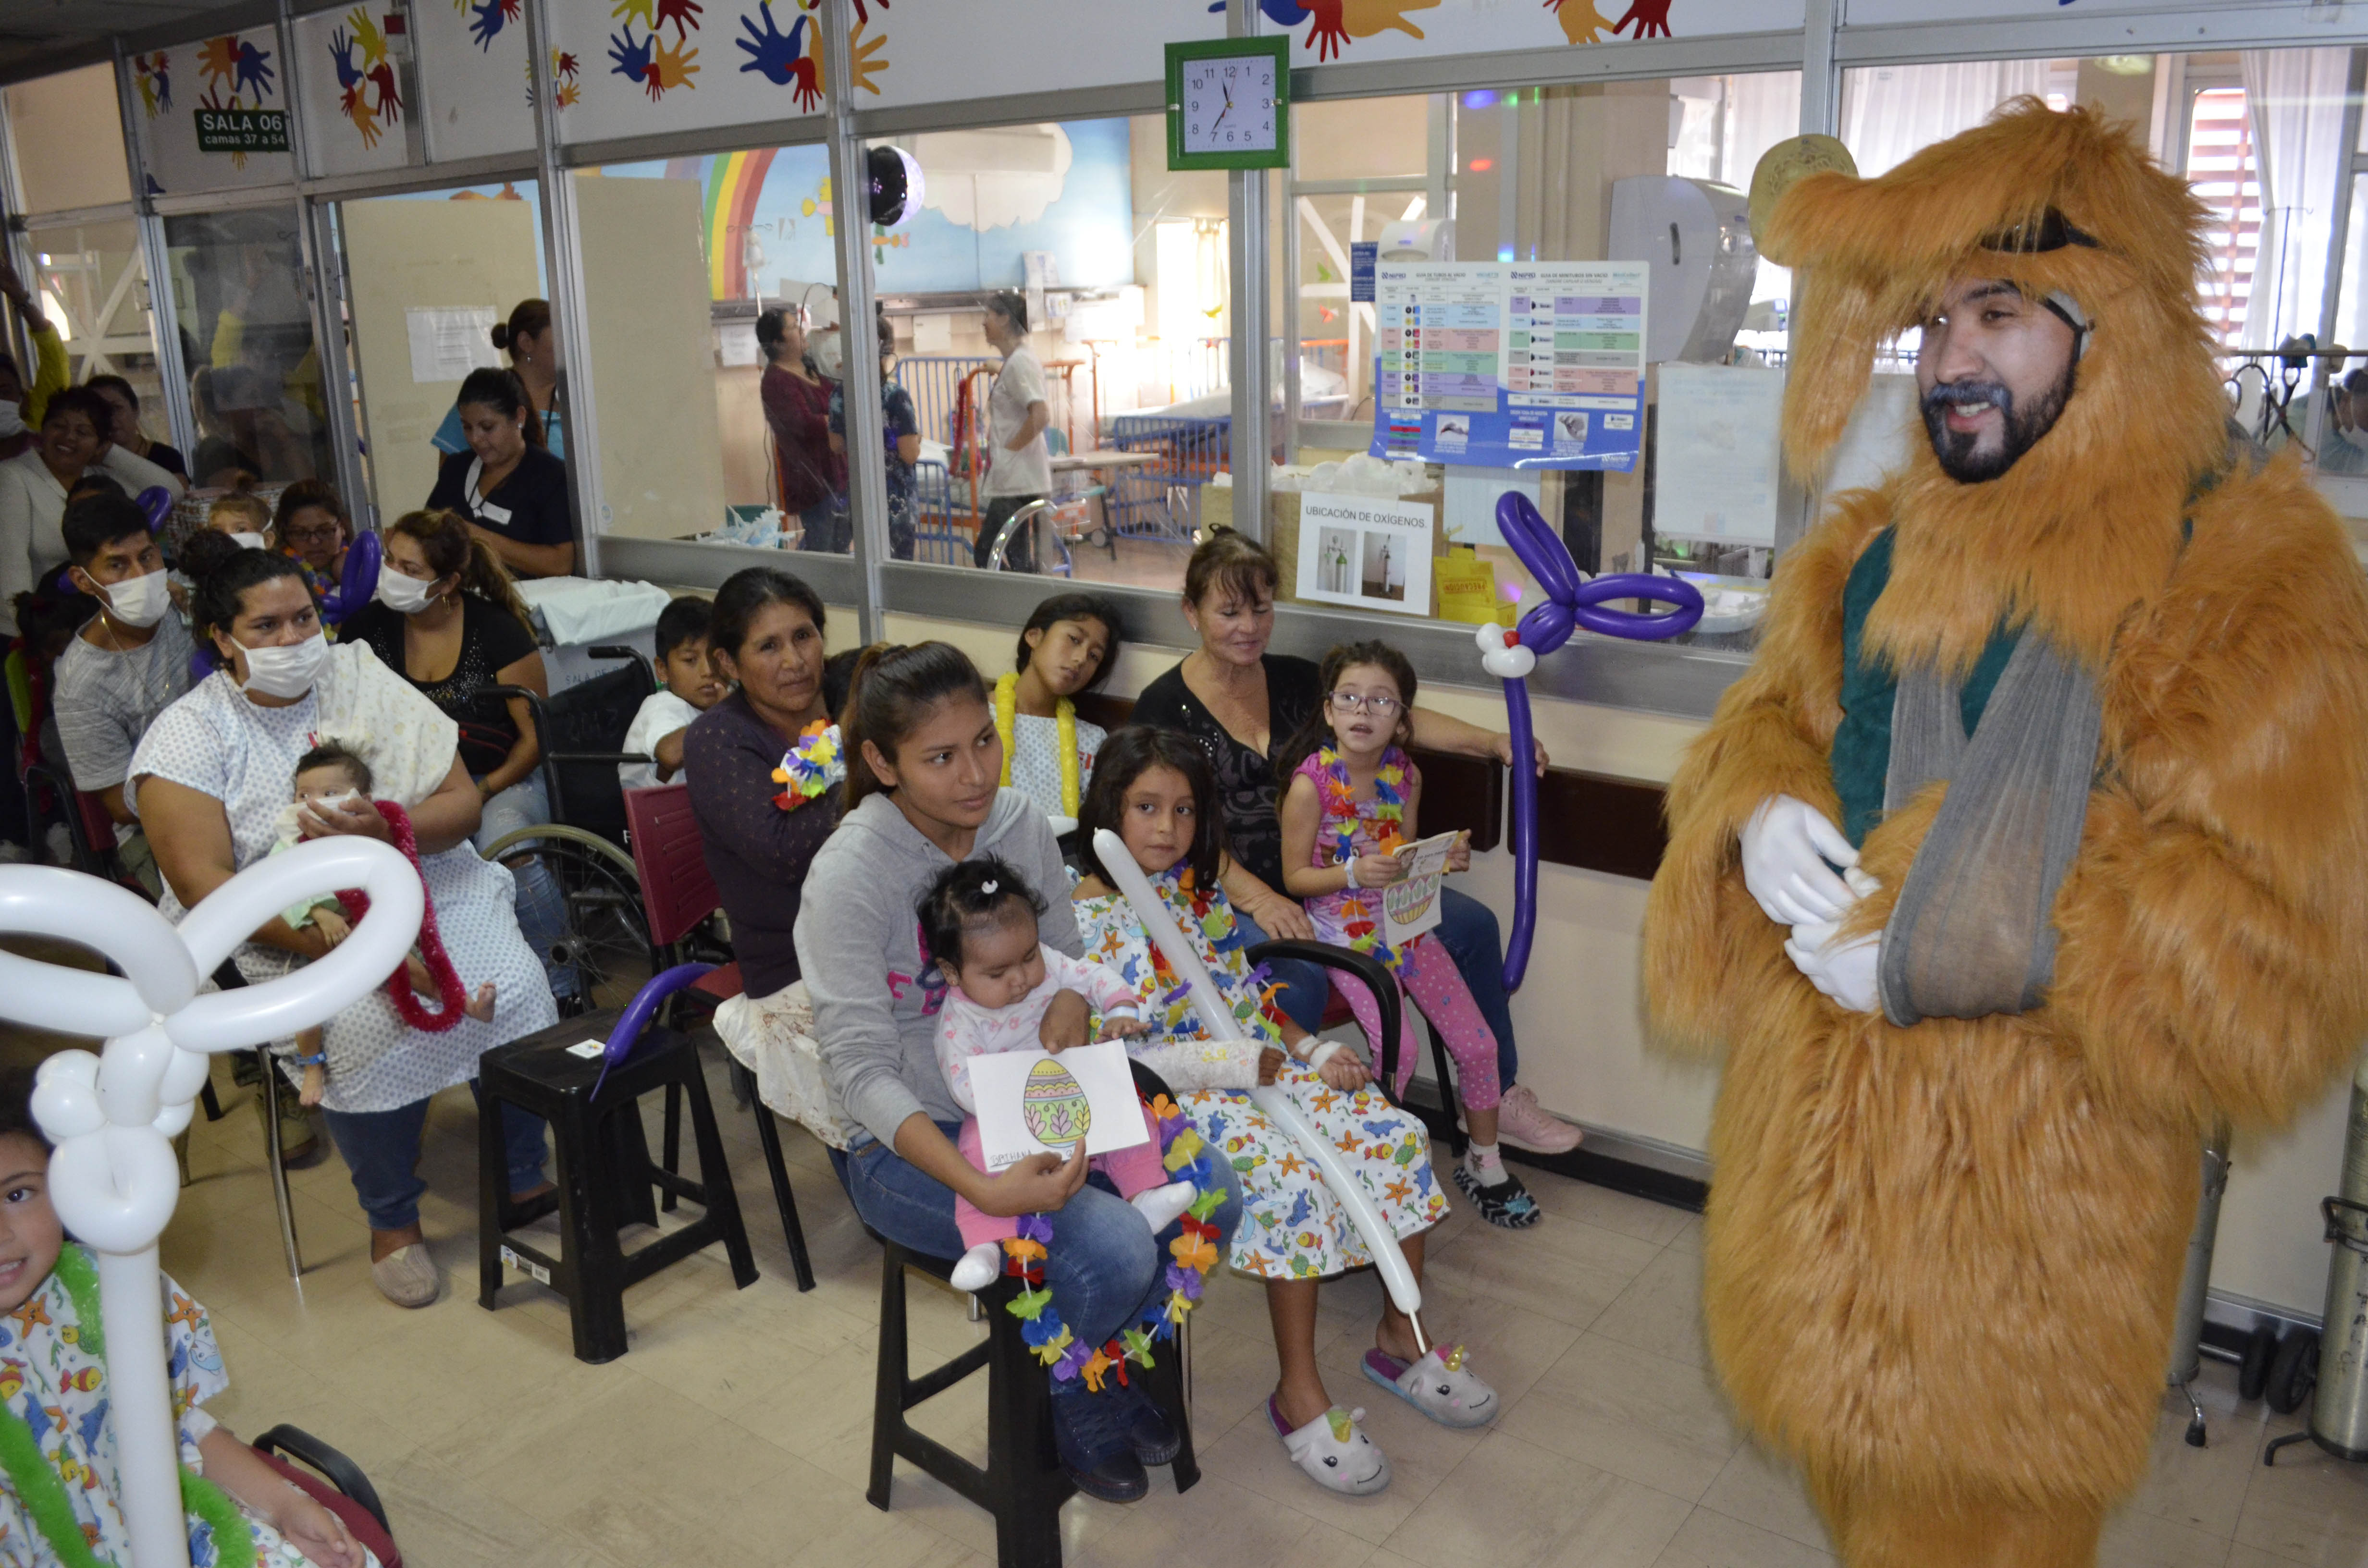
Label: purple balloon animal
xmin=1480 ymin=491 xmax=1703 ymax=991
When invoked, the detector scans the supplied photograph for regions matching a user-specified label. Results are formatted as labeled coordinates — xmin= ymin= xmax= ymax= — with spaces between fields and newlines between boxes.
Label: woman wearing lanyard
xmin=974 ymin=291 xmax=1050 ymax=572
xmin=425 ymin=367 xmax=575 ymax=579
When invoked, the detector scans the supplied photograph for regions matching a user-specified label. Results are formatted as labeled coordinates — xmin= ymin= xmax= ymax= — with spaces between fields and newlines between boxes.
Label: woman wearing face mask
xmin=340 ymin=508 xmax=575 ymax=1001
xmin=424 ymin=367 xmax=575 ymax=579
xmin=0 ymin=386 xmax=182 ymax=640
xmin=129 ymin=540 xmax=558 ymax=1308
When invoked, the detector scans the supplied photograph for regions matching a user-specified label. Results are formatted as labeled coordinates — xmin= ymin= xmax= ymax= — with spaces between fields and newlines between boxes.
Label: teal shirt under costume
xmin=1829 ymin=527 xmax=2020 ymax=848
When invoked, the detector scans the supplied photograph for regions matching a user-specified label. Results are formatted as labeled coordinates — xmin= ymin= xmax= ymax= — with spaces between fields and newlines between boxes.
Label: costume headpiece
xmin=1757 ymin=99 xmax=2217 ymax=477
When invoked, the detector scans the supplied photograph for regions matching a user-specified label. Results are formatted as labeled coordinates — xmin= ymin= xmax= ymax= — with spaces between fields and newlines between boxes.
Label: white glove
xmin=1784 ymin=920 xmax=1882 ymax=1013
xmin=1740 ymin=795 xmax=1862 ymax=926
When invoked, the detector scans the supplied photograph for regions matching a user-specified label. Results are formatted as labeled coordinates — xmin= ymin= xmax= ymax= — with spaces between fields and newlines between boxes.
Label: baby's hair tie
xmin=981 ymin=879 xmax=999 ymax=894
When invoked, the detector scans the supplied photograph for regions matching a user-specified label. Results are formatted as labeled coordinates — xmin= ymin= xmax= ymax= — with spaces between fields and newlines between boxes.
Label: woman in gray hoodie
xmin=795 ymin=641 xmax=1240 ymax=1507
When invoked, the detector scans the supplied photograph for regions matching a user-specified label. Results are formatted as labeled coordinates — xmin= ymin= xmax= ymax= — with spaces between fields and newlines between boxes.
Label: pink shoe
xmin=1494 ymin=1083 xmax=1583 ymax=1155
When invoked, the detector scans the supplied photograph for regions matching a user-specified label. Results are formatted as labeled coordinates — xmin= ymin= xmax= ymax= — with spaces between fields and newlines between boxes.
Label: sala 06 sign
xmin=195 ymin=107 xmax=288 ymax=153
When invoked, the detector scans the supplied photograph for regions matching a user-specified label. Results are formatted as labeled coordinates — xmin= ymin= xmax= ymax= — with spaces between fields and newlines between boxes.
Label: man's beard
xmin=1921 ymin=358 xmax=2078 ymax=482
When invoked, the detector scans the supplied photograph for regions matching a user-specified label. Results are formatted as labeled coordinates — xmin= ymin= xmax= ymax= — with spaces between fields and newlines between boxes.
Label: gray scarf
xmin=1876 ymin=632 xmax=2104 ymax=1027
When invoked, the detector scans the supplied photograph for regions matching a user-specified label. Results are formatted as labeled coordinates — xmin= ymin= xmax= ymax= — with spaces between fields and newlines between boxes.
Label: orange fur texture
xmin=1644 ymin=103 xmax=2368 ymax=1559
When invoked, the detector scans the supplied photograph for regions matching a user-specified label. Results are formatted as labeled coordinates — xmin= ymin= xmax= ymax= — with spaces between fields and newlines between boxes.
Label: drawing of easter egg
xmin=1022 ymin=1057 xmax=1093 ymax=1148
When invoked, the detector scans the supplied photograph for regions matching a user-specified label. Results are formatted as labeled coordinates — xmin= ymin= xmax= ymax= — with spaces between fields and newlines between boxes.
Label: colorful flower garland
xmin=772 ymin=718 xmax=844 ymax=811
xmin=331 ymin=798 xmax=468 ymax=1032
xmin=1318 ymin=745 xmax=1410 ymax=973
xmin=0 ymin=1246 xmax=256 ymax=1568
xmin=993 ymin=673 xmax=1081 ymax=817
xmin=1000 ymin=1094 xmax=1222 ymax=1392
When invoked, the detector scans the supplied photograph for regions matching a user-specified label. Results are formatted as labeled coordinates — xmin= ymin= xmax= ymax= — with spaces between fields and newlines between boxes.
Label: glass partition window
xmin=161 ymin=206 xmax=336 ymax=492
xmin=331 ymin=182 xmax=549 ymax=530
xmin=3 ymin=64 xmax=133 ymax=215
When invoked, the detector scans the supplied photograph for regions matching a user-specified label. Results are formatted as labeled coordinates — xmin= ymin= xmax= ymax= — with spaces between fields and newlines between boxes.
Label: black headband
xmin=1979 ymin=208 xmax=2101 ymax=255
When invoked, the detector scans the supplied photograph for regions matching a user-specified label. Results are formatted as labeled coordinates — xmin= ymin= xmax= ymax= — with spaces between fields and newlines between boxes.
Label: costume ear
xmin=1779 ymin=265 xmax=1887 ymax=479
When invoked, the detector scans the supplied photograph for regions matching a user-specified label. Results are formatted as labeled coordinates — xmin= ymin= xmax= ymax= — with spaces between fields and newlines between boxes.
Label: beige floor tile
xmin=1652 ymin=1505 xmax=1838 ymax=1568
xmin=2233 ymin=1431 xmax=2368 ymax=1567
xmin=1495 ymin=1332 xmax=1742 ymax=1503
xmin=1536 ymin=1182 xmax=1699 ymax=1249
xmin=1197 ymin=1378 xmax=1475 ymax=1546
xmin=1380 ymin=1430 xmax=1692 ymax=1568
xmin=1668 ymin=1216 xmax=1703 ymax=1256
xmin=1695 ymin=1440 xmax=1836 ymax=1556
xmin=2123 ymin=1382 xmax=2274 ymax=1539
xmin=2097 ymin=1506 xmax=2235 ymax=1568
xmin=1588 ymin=1247 xmax=1712 ymax=1370
xmin=1419 ymin=1214 xmax=1661 ymax=1333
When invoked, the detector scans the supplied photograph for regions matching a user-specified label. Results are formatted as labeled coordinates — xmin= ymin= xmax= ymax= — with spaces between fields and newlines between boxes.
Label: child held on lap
xmin=922 ymin=856 xmax=1200 ymax=1292
xmin=620 ymin=596 xmax=728 ymax=791
xmin=0 ymin=1067 xmax=373 ymax=1567
xmin=993 ymin=592 xmax=1120 ymax=824
xmin=1280 ymin=640 xmax=1537 ymax=1228
xmin=278 ymin=745 xmax=493 ymax=1106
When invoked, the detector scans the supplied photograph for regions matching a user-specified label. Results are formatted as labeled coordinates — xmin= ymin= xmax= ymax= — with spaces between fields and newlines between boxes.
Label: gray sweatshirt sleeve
xmin=794 ymin=842 xmax=928 ymax=1148
xmin=1013 ymin=812 xmax=1083 ymax=958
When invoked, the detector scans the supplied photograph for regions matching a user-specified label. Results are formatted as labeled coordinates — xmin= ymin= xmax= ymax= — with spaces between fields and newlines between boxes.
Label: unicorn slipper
xmin=1270 ymin=1397 xmax=1391 ymax=1495
xmin=1362 ymin=1344 xmax=1499 ymax=1429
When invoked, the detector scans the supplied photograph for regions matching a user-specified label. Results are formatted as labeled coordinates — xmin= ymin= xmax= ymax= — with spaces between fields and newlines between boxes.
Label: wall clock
xmin=1166 ymin=36 xmax=1291 ymax=171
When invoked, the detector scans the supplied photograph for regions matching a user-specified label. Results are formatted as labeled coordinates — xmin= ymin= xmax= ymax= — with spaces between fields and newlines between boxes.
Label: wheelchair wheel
xmin=480 ymin=824 xmax=651 ymax=1015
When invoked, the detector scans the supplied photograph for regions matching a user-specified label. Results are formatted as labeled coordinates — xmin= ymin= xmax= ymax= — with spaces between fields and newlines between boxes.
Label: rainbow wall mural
xmin=699 ymin=147 xmax=779 ymax=297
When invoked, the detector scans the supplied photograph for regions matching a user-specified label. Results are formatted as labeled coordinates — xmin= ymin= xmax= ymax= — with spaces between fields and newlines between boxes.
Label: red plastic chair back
xmin=623 ymin=782 xmax=722 ymax=949
xmin=251 ymin=1449 xmax=403 ymax=1568
xmin=73 ymin=791 xmax=116 ymax=858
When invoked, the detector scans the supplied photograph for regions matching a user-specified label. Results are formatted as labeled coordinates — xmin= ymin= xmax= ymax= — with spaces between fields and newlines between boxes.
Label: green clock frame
xmin=1165 ymin=36 xmax=1292 ymax=172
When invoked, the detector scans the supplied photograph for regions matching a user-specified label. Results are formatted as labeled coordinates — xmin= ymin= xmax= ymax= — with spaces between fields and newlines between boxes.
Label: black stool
xmin=868 ymin=1244 xmax=1199 ymax=1568
xmin=478 ymin=1004 xmax=757 ymax=1363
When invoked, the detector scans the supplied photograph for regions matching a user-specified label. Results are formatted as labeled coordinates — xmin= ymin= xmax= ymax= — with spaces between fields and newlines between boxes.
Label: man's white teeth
xmin=1952 ymin=400 xmax=1992 ymax=414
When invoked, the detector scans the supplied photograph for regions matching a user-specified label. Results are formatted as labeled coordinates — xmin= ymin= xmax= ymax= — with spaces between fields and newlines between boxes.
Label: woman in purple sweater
xmin=685 ymin=567 xmax=838 ymax=1005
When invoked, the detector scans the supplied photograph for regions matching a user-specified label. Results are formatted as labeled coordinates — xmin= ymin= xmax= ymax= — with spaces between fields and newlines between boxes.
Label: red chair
xmin=623 ymin=783 xmax=815 ymax=1290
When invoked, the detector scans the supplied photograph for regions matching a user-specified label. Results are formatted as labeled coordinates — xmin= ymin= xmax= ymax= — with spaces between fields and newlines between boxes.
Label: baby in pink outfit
xmin=921 ymin=856 xmax=1198 ymax=1291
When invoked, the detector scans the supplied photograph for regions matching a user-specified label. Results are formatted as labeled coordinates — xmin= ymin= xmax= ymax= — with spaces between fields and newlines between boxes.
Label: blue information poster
xmin=1369 ymin=259 xmax=1650 ymax=471
xmin=1350 ymin=241 xmax=1377 ymax=303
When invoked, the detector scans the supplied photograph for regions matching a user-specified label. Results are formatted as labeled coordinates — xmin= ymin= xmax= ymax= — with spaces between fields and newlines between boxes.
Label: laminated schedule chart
xmin=1373 ymin=259 xmax=1648 ymax=470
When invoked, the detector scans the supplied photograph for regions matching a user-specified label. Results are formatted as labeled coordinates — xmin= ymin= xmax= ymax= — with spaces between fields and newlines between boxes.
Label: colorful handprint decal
xmin=461 ymin=0 xmax=522 ymax=52
xmin=609 ymin=23 xmax=700 ymax=100
xmin=133 ymin=53 xmax=172 ymax=117
xmin=198 ymin=34 xmax=276 ymax=101
xmin=737 ymin=2 xmax=822 ymax=109
xmin=1231 ymin=0 xmax=1680 ymax=58
xmin=328 ymin=7 xmax=404 ymax=149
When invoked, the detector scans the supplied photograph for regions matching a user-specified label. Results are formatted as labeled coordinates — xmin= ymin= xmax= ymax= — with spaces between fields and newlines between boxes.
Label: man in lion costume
xmin=1644 ymin=100 xmax=2368 ymax=1567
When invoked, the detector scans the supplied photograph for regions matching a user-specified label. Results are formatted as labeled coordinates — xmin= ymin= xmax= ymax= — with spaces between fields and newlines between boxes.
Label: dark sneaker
xmin=1107 ymin=1379 xmax=1182 ymax=1466
xmin=1452 ymin=1161 xmax=1542 ymax=1229
xmin=1051 ymin=1386 xmax=1150 ymax=1503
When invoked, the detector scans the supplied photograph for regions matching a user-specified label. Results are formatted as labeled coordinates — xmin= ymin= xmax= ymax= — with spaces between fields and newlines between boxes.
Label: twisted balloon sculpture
xmin=8 ymin=838 xmax=423 ymax=1568
xmin=1477 ymin=491 xmax=1704 ymax=992
xmin=1091 ymin=830 xmax=1430 ymax=1348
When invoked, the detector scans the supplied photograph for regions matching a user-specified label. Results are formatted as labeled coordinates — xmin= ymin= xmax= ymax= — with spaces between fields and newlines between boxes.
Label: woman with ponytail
xmin=341 ymin=508 xmax=576 ymax=998
xmin=794 ymin=638 xmax=1240 ymax=1506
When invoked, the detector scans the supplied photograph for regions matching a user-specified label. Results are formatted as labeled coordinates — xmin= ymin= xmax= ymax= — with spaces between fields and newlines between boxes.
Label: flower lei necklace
xmin=0 ymin=1247 xmax=256 ymax=1568
xmin=1000 ymin=1095 xmax=1222 ymax=1391
xmin=331 ymin=799 xmax=469 ymax=1032
xmin=772 ymin=718 xmax=844 ymax=810
xmin=1318 ymin=745 xmax=1409 ymax=972
xmin=993 ymin=673 xmax=1081 ymax=817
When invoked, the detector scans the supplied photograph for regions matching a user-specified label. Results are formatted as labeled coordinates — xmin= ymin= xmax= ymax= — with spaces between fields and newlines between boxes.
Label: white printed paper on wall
xmin=1653 ymin=363 xmax=1785 ymax=547
xmin=1296 ymin=490 xmax=1434 ymax=617
xmin=406 ymin=306 xmax=501 ymax=384
xmin=968 ymin=1044 xmax=1150 ymax=1173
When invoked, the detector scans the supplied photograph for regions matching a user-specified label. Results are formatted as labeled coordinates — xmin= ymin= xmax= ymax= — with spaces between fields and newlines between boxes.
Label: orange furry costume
xmin=1643 ymin=103 xmax=2368 ymax=1567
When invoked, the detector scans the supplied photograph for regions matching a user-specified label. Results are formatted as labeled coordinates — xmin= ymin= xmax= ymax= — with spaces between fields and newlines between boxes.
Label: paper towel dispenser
xmin=1376 ymin=217 xmax=1454 ymax=263
xmin=1609 ymin=176 xmax=1759 ymax=364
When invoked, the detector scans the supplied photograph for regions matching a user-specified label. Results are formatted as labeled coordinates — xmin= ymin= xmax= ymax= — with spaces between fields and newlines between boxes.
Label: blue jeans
xmin=832 ymin=1121 xmax=1242 ymax=1389
xmin=321 ymin=1082 xmax=548 ymax=1232
xmin=1231 ymin=908 xmax=1332 ymax=1038
xmin=474 ymin=771 xmax=575 ymax=1000
xmin=1240 ymin=889 xmax=1520 ymax=1086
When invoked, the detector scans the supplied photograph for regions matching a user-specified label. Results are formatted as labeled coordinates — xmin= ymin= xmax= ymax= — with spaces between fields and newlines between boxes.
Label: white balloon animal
xmin=7 ymin=838 xmax=423 ymax=1568
xmin=1090 ymin=830 xmax=1428 ymax=1344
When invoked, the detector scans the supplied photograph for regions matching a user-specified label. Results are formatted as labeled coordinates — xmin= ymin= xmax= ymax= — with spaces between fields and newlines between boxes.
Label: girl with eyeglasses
xmin=1277 ymin=641 xmax=1539 ymax=1228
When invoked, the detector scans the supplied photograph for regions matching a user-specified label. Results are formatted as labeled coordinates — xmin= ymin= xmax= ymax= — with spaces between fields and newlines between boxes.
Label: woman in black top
xmin=684 ymin=567 xmax=838 ymax=1003
xmin=341 ymin=507 xmax=577 ymax=999
xmin=1130 ymin=530 xmax=1581 ymax=1155
xmin=426 ymin=367 xmax=575 ymax=579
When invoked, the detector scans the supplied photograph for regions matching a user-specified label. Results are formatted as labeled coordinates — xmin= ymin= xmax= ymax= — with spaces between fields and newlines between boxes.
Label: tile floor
xmin=156 ymin=1045 xmax=2368 ymax=1568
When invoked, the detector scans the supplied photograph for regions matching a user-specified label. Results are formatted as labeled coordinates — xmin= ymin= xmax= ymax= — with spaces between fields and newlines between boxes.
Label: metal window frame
xmin=5 ymin=0 xmax=2368 ymax=721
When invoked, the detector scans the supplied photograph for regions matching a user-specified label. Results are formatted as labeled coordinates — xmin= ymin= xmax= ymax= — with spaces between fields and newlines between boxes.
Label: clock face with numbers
xmin=1166 ymin=37 xmax=1290 ymax=170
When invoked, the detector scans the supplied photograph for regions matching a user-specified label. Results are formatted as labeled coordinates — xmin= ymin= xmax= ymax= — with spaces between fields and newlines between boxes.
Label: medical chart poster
xmin=1370 ymin=260 xmax=1649 ymax=472
xmin=1296 ymin=491 xmax=1434 ymax=618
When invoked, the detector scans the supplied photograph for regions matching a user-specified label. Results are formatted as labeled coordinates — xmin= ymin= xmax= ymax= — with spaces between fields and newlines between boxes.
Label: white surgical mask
xmin=233 ymin=631 xmax=329 ymax=700
xmin=374 ymin=570 xmax=437 ymax=615
xmin=97 ymin=567 xmax=171 ymax=629
xmin=229 ymin=531 xmax=268 ymax=551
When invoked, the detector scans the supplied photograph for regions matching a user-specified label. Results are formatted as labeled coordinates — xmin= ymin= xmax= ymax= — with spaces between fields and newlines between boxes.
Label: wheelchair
xmin=482 ymin=647 xmax=662 ymax=1015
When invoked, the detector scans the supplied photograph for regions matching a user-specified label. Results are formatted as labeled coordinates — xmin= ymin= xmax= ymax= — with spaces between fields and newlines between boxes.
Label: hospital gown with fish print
xmin=0 ymin=1248 xmax=379 ymax=1568
xmin=1074 ymin=868 xmax=1447 ymax=1279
